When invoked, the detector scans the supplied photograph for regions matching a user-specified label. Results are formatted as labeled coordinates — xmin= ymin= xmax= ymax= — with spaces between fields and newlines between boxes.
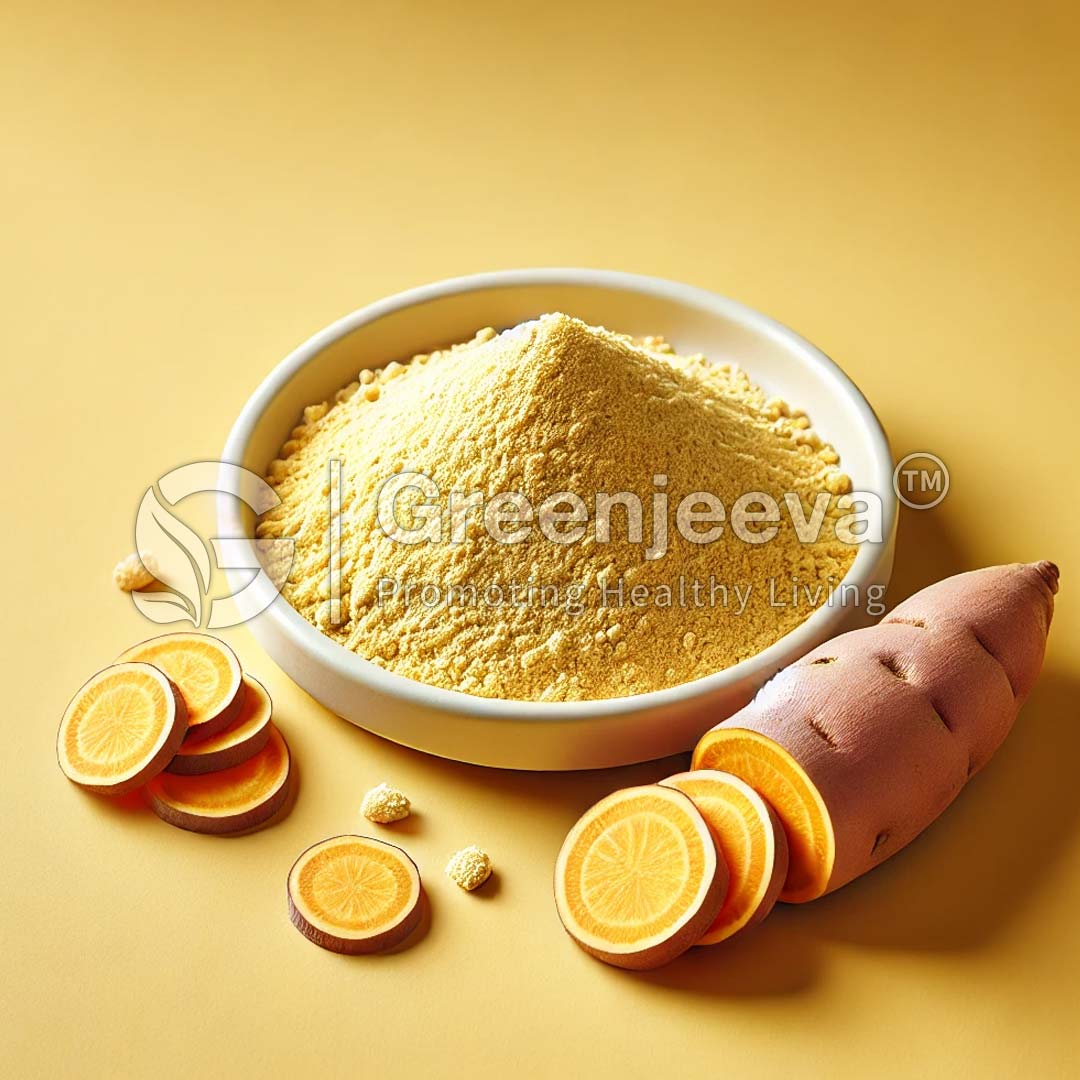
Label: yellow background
xmin=4 ymin=2 xmax=1078 ymax=1076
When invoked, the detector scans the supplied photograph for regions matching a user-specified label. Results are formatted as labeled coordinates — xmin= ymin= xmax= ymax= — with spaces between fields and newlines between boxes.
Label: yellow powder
xmin=257 ymin=314 xmax=857 ymax=701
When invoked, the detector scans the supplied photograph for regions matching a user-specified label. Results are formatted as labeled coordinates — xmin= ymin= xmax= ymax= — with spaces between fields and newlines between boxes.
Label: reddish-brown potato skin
xmin=287 ymin=891 xmax=423 ymax=955
xmin=741 ymin=801 xmax=789 ymax=931
xmin=177 ymin=676 xmax=246 ymax=744
xmin=166 ymin=678 xmax=272 ymax=775
xmin=713 ymin=562 xmax=1058 ymax=896
xmin=147 ymin=730 xmax=291 ymax=834
xmin=570 ymin=864 xmax=727 ymax=971
xmin=165 ymin=720 xmax=270 ymax=774
xmin=148 ymin=771 xmax=290 ymax=834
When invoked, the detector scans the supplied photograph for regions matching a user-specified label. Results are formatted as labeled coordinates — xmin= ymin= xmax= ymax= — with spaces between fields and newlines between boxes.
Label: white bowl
xmin=220 ymin=269 xmax=896 ymax=770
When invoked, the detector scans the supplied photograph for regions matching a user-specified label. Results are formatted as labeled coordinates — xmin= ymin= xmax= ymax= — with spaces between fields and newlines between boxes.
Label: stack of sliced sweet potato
xmin=58 ymin=632 xmax=291 ymax=833
xmin=555 ymin=562 xmax=1059 ymax=969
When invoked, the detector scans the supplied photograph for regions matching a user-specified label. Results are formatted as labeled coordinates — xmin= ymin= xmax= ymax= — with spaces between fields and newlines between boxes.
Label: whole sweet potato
xmin=693 ymin=562 xmax=1058 ymax=900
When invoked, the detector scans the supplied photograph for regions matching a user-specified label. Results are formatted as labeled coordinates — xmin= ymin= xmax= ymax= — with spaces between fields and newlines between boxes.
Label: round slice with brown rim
xmin=692 ymin=727 xmax=834 ymax=902
xmin=146 ymin=724 xmax=290 ymax=833
xmin=166 ymin=674 xmax=272 ymax=775
xmin=554 ymin=784 xmax=727 ymax=970
xmin=288 ymin=835 xmax=423 ymax=954
xmin=660 ymin=770 xmax=788 ymax=945
xmin=116 ymin=633 xmax=244 ymax=742
xmin=58 ymin=663 xmax=189 ymax=795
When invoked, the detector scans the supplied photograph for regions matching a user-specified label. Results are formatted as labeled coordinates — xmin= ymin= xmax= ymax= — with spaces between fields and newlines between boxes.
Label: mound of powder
xmin=257 ymin=314 xmax=857 ymax=701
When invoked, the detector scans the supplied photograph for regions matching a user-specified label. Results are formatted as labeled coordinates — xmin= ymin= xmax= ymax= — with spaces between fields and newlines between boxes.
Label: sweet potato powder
xmin=257 ymin=314 xmax=856 ymax=701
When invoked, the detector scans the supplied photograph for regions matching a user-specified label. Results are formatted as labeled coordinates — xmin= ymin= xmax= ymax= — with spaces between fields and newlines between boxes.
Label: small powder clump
xmin=258 ymin=314 xmax=856 ymax=701
xmin=360 ymin=782 xmax=411 ymax=824
xmin=113 ymin=551 xmax=158 ymax=592
xmin=445 ymin=846 xmax=493 ymax=891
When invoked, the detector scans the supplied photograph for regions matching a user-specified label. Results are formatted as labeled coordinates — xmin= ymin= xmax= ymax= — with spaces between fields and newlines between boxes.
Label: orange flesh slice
xmin=57 ymin=663 xmax=187 ymax=795
xmin=692 ymin=728 xmax=834 ymax=902
xmin=117 ymin=633 xmax=243 ymax=738
xmin=288 ymin=835 xmax=422 ymax=954
xmin=554 ymin=785 xmax=724 ymax=969
xmin=167 ymin=674 xmax=271 ymax=774
xmin=146 ymin=725 xmax=290 ymax=832
xmin=661 ymin=770 xmax=787 ymax=944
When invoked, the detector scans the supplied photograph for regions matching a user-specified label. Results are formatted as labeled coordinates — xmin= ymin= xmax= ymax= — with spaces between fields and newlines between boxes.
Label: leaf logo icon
xmin=133 ymin=486 xmax=212 ymax=626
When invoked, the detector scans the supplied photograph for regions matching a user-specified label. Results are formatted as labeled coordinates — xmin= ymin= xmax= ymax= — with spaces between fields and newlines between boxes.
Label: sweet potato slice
xmin=554 ymin=785 xmax=727 ymax=970
xmin=57 ymin=663 xmax=188 ymax=795
xmin=288 ymin=835 xmax=423 ymax=954
xmin=146 ymin=725 xmax=290 ymax=833
xmin=660 ymin=771 xmax=788 ymax=944
xmin=116 ymin=633 xmax=244 ymax=742
xmin=693 ymin=561 xmax=1058 ymax=900
xmin=166 ymin=675 xmax=272 ymax=775
xmin=691 ymin=730 xmax=833 ymax=902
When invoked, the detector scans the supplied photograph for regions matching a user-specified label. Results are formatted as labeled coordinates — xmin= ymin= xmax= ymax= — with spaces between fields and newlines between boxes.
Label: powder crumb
xmin=763 ymin=396 xmax=789 ymax=421
xmin=445 ymin=845 xmax=492 ymax=891
xmin=113 ymin=551 xmax=158 ymax=592
xmin=826 ymin=471 xmax=852 ymax=495
xmin=360 ymin=782 xmax=411 ymax=824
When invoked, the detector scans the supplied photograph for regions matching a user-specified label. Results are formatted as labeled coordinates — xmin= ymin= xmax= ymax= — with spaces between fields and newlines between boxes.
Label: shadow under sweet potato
xmin=381 ymin=888 xmax=432 ymax=954
xmin=633 ymin=910 xmax=821 ymax=997
xmin=803 ymin=669 xmax=1080 ymax=951
xmin=78 ymin=786 xmax=149 ymax=818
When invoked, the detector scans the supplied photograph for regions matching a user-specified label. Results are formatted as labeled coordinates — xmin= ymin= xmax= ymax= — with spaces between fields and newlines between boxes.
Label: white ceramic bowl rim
xmin=220 ymin=268 xmax=896 ymax=724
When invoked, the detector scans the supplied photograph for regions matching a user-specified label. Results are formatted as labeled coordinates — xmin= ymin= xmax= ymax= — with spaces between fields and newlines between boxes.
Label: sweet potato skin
xmin=146 ymin=727 xmax=291 ymax=834
xmin=706 ymin=562 xmax=1057 ymax=896
xmin=165 ymin=675 xmax=272 ymax=775
xmin=148 ymin=771 xmax=290 ymax=834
